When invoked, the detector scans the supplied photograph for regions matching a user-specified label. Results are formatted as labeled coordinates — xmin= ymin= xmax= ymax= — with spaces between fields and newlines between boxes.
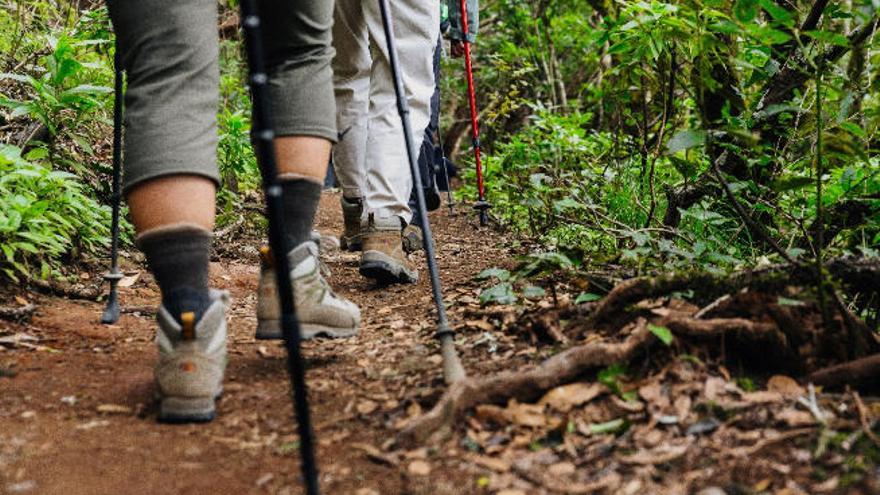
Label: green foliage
xmin=457 ymin=0 xmax=880 ymax=307
xmin=0 ymin=32 xmax=113 ymax=174
xmin=597 ymin=362 xmax=637 ymax=401
xmin=0 ymin=145 xmax=111 ymax=282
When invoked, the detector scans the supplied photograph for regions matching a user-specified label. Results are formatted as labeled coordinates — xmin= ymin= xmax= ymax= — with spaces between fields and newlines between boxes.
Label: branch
xmin=397 ymin=323 xmax=654 ymax=446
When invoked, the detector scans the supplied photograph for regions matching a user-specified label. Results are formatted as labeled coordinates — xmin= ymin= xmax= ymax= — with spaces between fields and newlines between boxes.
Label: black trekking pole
xmin=436 ymin=123 xmax=456 ymax=214
xmin=238 ymin=3 xmax=320 ymax=494
xmin=101 ymin=50 xmax=124 ymax=325
xmin=378 ymin=0 xmax=466 ymax=384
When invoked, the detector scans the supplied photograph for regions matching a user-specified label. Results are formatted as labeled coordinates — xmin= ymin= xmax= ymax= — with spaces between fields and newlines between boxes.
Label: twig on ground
xmin=852 ymin=391 xmax=880 ymax=446
xmin=693 ymin=295 xmax=730 ymax=319
xmin=798 ymin=383 xmax=829 ymax=426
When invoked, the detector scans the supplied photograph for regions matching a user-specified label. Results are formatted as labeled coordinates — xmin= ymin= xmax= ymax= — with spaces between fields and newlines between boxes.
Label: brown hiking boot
xmin=359 ymin=215 xmax=418 ymax=284
xmin=340 ymin=196 xmax=363 ymax=251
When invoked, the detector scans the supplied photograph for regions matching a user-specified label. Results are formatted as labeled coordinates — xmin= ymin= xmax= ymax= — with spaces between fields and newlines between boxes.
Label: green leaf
xmin=666 ymin=129 xmax=706 ymax=154
xmin=734 ymin=0 xmax=759 ymax=22
xmin=521 ymin=285 xmax=546 ymax=299
xmin=589 ymin=418 xmax=627 ymax=434
xmin=24 ymin=147 xmax=49 ymax=161
xmin=757 ymin=0 xmax=793 ymax=26
xmin=804 ymin=30 xmax=850 ymax=48
xmin=777 ymin=297 xmax=806 ymax=307
xmin=648 ymin=324 xmax=674 ymax=346
xmin=574 ymin=292 xmax=602 ymax=304
xmin=769 ymin=176 xmax=813 ymax=193
xmin=480 ymin=282 xmax=517 ymax=305
xmin=476 ymin=267 xmax=510 ymax=281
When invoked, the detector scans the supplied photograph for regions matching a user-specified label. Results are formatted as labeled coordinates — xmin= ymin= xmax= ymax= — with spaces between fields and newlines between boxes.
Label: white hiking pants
xmin=332 ymin=0 xmax=440 ymax=224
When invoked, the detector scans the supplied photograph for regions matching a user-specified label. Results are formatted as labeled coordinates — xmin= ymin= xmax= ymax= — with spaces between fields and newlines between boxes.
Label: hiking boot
xmin=155 ymin=290 xmax=229 ymax=423
xmin=359 ymin=215 xmax=418 ymax=284
xmin=340 ymin=196 xmax=363 ymax=251
xmin=256 ymin=241 xmax=360 ymax=340
xmin=402 ymin=223 xmax=423 ymax=254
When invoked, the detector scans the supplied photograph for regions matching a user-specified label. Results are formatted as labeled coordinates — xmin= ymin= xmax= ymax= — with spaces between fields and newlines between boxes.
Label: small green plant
xmin=0 ymin=35 xmax=112 ymax=144
xmin=598 ymin=362 xmax=637 ymax=401
xmin=0 ymin=144 xmax=111 ymax=282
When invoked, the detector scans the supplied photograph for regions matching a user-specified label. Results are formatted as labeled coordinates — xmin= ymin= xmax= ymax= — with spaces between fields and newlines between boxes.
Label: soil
xmin=1 ymin=191 xmax=879 ymax=495
xmin=0 ymin=192 xmax=513 ymax=495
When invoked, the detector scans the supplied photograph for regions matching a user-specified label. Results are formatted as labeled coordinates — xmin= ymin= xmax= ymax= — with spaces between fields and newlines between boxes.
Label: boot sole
xmin=359 ymin=251 xmax=418 ymax=284
xmin=256 ymin=320 xmax=359 ymax=340
xmin=158 ymin=396 xmax=216 ymax=424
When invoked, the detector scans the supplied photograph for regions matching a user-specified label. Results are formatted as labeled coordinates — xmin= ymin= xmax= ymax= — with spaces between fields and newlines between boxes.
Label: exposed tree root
xmin=0 ymin=303 xmax=35 ymax=322
xmin=807 ymin=354 xmax=880 ymax=389
xmin=399 ymin=313 xmax=798 ymax=445
xmin=403 ymin=257 xmax=880 ymax=446
xmin=663 ymin=316 xmax=785 ymax=346
xmin=398 ymin=322 xmax=654 ymax=447
xmin=30 ymin=279 xmax=102 ymax=301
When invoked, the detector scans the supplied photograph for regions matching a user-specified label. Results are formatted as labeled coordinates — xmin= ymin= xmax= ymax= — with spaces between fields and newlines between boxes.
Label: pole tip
xmin=100 ymin=290 xmax=120 ymax=324
xmin=441 ymin=338 xmax=466 ymax=384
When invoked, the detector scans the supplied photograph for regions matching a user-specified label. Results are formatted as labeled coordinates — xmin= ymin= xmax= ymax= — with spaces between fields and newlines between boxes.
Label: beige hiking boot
xmin=359 ymin=214 xmax=418 ymax=284
xmin=155 ymin=290 xmax=229 ymax=423
xmin=256 ymin=241 xmax=360 ymax=340
xmin=340 ymin=196 xmax=363 ymax=251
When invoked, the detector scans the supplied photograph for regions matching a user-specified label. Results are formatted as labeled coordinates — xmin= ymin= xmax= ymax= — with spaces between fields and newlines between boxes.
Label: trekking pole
xmin=436 ymin=118 xmax=456 ymax=214
xmin=238 ymin=3 xmax=320 ymax=494
xmin=101 ymin=50 xmax=124 ymax=325
xmin=457 ymin=0 xmax=490 ymax=226
xmin=378 ymin=0 xmax=466 ymax=384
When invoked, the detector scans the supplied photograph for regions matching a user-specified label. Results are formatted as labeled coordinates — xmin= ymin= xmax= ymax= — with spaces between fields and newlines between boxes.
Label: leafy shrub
xmin=0 ymin=145 xmax=111 ymax=282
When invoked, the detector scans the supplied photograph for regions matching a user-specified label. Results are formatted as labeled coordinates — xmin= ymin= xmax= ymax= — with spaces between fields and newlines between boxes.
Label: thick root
xmin=398 ymin=322 xmax=654 ymax=447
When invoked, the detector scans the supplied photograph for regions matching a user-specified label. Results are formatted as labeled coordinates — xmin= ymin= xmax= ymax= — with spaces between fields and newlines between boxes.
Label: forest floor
xmin=1 ymin=191 xmax=879 ymax=495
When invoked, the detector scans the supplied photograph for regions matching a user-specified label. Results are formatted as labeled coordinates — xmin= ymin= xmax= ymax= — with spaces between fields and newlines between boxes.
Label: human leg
xmin=109 ymin=0 xmax=225 ymax=422
xmin=330 ymin=0 xmax=371 ymax=250
xmin=254 ymin=0 xmax=360 ymax=339
xmin=362 ymin=0 xmax=440 ymax=224
xmin=355 ymin=0 xmax=439 ymax=283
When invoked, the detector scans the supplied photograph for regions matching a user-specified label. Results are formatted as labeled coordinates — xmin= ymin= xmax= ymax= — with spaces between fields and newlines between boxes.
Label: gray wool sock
xmin=137 ymin=224 xmax=212 ymax=324
xmin=280 ymin=178 xmax=322 ymax=252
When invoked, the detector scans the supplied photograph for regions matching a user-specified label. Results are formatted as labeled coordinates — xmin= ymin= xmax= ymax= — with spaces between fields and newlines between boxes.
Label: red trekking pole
xmin=458 ymin=0 xmax=490 ymax=225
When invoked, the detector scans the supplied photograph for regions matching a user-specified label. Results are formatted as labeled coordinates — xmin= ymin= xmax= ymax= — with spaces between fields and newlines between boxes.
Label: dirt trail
xmin=1 ymin=191 xmax=509 ymax=495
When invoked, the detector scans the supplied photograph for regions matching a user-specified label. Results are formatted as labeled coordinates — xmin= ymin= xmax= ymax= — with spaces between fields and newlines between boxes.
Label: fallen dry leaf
xmin=407 ymin=460 xmax=431 ymax=476
xmin=465 ymin=319 xmax=495 ymax=332
xmin=703 ymin=376 xmax=727 ymax=401
xmin=118 ymin=272 xmax=141 ymax=288
xmin=96 ymin=404 xmax=132 ymax=415
xmin=620 ymin=444 xmax=689 ymax=465
xmin=767 ymin=375 xmax=804 ymax=398
xmin=776 ymin=408 xmax=816 ymax=427
xmin=539 ymin=382 xmax=605 ymax=412
xmin=470 ymin=455 xmax=511 ymax=472
xmin=741 ymin=391 xmax=784 ymax=404
xmin=356 ymin=399 xmax=378 ymax=415
xmin=504 ymin=400 xmax=548 ymax=427
xmin=547 ymin=461 xmax=576 ymax=476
